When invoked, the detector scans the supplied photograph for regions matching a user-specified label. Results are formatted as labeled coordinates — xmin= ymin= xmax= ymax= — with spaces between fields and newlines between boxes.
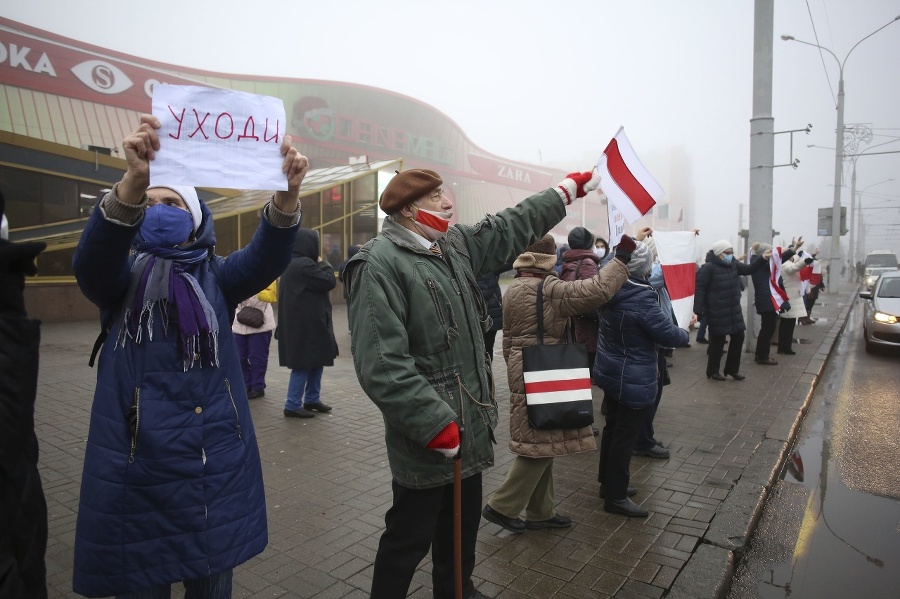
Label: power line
xmin=806 ymin=0 xmax=837 ymax=105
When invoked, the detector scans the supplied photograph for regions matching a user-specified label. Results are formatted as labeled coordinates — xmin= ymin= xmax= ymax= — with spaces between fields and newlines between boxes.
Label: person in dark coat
xmin=749 ymin=241 xmax=800 ymax=365
xmin=70 ymin=114 xmax=306 ymax=597
xmin=0 ymin=192 xmax=48 ymax=599
xmin=277 ymin=228 xmax=339 ymax=418
xmin=476 ymin=267 xmax=507 ymax=360
xmin=594 ymin=241 xmax=689 ymax=517
xmin=694 ymin=239 xmax=771 ymax=381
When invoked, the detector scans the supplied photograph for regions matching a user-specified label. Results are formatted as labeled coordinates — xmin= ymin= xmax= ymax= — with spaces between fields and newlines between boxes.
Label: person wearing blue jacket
xmin=594 ymin=241 xmax=689 ymax=517
xmin=70 ymin=114 xmax=307 ymax=598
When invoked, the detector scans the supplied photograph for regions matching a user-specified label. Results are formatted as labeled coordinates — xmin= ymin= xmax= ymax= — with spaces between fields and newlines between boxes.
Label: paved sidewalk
xmin=34 ymin=290 xmax=854 ymax=598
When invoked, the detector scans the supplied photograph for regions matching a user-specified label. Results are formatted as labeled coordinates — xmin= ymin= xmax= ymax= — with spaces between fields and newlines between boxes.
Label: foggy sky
xmin=2 ymin=0 xmax=898 ymax=257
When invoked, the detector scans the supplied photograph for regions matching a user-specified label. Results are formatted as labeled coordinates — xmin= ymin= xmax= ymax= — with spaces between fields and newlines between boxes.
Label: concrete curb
xmin=668 ymin=290 xmax=856 ymax=599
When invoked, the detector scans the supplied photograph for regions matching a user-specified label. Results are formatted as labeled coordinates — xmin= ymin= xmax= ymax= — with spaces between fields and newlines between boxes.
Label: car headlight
xmin=874 ymin=311 xmax=898 ymax=324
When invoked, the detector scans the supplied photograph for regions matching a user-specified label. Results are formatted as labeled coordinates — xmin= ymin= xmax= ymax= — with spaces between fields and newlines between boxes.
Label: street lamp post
xmin=781 ymin=15 xmax=900 ymax=289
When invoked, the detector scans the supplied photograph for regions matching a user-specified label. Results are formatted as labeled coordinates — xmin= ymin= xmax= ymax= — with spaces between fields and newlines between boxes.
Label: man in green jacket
xmin=343 ymin=167 xmax=601 ymax=599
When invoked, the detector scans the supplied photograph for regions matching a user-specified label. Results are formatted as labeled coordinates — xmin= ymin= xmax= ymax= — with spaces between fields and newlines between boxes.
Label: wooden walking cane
xmin=453 ymin=427 xmax=465 ymax=599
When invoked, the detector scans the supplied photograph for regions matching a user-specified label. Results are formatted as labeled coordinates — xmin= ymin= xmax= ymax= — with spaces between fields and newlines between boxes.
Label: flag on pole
xmin=652 ymin=231 xmax=697 ymax=331
xmin=595 ymin=127 xmax=665 ymax=224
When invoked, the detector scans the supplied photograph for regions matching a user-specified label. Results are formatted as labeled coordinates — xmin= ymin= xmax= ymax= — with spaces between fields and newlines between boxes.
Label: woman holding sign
xmin=71 ymin=113 xmax=307 ymax=598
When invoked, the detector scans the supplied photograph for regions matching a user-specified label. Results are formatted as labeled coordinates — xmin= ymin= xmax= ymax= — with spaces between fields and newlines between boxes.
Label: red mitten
xmin=616 ymin=234 xmax=636 ymax=254
xmin=426 ymin=421 xmax=460 ymax=458
xmin=554 ymin=171 xmax=600 ymax=205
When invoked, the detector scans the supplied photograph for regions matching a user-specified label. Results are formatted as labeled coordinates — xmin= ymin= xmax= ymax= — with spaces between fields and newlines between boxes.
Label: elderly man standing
xmin=342 ymin=168 xmax=598 ymax=599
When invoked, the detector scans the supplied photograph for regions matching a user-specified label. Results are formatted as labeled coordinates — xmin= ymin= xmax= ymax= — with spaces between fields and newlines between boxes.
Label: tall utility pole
xmin=746 ymin=0 xmax=775 ymax=353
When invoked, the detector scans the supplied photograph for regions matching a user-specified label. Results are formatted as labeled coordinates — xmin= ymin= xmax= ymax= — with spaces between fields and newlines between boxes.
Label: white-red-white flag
xmin=652 ymin=231 xmax=697 ymax=331
xmin=596 ymin=127 xmax=665 ymax=224
xmin=767 ymin=247 xmax=790 ymax=311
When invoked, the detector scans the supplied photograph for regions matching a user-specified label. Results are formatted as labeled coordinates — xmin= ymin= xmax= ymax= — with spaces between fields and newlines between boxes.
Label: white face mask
xmin=412 ymin=206 xmax=452 ymax=241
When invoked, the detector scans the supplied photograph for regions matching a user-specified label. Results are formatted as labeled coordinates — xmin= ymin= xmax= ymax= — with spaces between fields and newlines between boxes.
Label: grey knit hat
xmin=627 ymin=241 xmax=653 ymax=277
xmin=567 ymin=226 xmax=595 ymax=250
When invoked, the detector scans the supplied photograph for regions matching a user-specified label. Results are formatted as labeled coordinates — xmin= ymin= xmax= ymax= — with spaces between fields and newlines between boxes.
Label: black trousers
xmin=778 ymin=317 xmax=796 ymax=353
xmin=483 ymin=330 xmax=498 ymax=362
xmin=706 ymin=331 xmax=745 ymax=376
xmin=371 ymin=473 xmax=482 ymax=599
xmin=598 ymin=395 xmax=650 ymax=501
xmin=804 ymin=286 xmax=819 ymax=317
xmin=755 ymin=312 xmax=777 ymax=360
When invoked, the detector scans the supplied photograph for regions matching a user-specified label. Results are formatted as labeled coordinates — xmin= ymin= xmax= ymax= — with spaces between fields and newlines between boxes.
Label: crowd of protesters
xmin=10 ymin=109 xmax=835 ymax=597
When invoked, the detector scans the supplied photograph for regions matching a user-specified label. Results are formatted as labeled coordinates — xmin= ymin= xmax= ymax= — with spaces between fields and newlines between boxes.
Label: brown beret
xmin=379 ymin=169 xmax=443 ymax=214
xmin=523 ymin=234 xmax=557 ymax=256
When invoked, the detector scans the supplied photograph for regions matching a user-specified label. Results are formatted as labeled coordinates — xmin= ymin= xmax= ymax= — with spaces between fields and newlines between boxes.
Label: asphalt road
xmin=727 ymin=298 xmax=900 ymax=598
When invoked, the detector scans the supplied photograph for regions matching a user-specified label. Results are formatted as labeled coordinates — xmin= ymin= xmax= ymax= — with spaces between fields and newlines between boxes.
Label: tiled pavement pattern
xmin=33 ymin=290 xmax=853 ymax=598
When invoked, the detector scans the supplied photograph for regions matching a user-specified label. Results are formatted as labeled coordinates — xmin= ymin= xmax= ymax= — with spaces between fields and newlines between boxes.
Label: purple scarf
xmin=116 ymin=247 xmax=219 ymax=371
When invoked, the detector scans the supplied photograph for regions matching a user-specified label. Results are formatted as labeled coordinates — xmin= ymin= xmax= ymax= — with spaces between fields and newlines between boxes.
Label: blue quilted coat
xmin=71 ymin=199 xmax=298 ymax=597
xmin=593 ymin=278 xmax=689 ymax=409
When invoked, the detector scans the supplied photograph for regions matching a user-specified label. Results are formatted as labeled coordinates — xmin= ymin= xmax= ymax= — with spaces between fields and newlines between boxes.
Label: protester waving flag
xmin=767 ymin=246 xmax=790 ymax=311
xmin=596 ymin=127 xmax=665 ymax=223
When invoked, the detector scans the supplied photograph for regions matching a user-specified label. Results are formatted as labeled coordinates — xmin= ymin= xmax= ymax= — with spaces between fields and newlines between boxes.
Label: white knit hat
xmin=147 ymin=185 xmax=202 ymax=233
xmin=711 ymin=239 xmax=733 ymax=257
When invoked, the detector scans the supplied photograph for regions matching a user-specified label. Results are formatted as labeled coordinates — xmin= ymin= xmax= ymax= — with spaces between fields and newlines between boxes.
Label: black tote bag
xmin=521 ymin=279 xmax=594 ymax=430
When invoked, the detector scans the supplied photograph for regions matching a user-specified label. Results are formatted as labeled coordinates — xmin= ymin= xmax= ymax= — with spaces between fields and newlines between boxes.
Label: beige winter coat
xmin=503 ymin=252 xmax=629 ymax=458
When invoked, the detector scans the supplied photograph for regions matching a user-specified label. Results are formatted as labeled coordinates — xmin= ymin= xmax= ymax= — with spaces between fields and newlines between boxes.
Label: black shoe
xmin=633 ymin=445 xmax=670 ymax=459
xmin=725 ymin=372 xmax=746 ymax=381
xmin=683 ymin=343 xmax=692 ymax=348
xmin=707 ymin=373 xmax=726 ymax=381
xmin=525 ymin=514 xmax=572 ymax=530
xmin=482 ymin=505 xmax=525 ymax=533
xmin=283 ymin=408 xmax=315 ymax=418
xmin=755 ymin=358 xmax=778 ymax=365
xmin=247 ymin=388 xmax=265 ymax=399
xmin=591 ymin=426 xmax=600 ymax=437
xmin=599 ymin=485 xmax=636 ymax=499
xmin=666 ymin=362 xmax=674 ymax=368
xmin=777 ymin=349 xmax=796 ymax=355
xmin=304 ymin=402 xmax=332 ymax=413
xmin=468 ymin=592 xmax=493 ymax=599
xmin=696 ymin=337 xmax=709 ymax=344
xmin=604 ymin=498 xmax=649 ymax=518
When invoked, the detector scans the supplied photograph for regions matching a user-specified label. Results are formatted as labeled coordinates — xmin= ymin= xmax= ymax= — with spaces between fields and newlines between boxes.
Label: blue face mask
xmin=722 ymin=254 xmax=734 ymax=264
xmin=140 ymin=204 xmax=193 ymax=247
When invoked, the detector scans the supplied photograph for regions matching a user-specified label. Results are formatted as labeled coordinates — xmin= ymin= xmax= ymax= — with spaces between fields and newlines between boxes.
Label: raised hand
xmin=118 ymin=114 xmax=162 ymax=204
xmin=273 ymin=135 xmax=309 ymax=213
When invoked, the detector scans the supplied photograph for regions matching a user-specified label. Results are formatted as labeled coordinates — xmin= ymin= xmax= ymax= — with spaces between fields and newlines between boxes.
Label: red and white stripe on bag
xmin=523 ymin=367 xmax=592 ymax=403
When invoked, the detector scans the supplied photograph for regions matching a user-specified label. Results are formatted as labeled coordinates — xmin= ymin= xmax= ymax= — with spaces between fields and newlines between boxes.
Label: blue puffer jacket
xmin=593 ymin=278 xmax=689 ymax=409
xmin=71 ymin=197 xmax=298 ymax=597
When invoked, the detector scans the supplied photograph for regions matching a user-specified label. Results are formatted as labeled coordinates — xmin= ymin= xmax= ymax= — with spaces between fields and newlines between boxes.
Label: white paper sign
xmin=151 ymin=84 xmax=287 ymax=190
xmin=607 ymin=200 xmax=626 ymax=246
